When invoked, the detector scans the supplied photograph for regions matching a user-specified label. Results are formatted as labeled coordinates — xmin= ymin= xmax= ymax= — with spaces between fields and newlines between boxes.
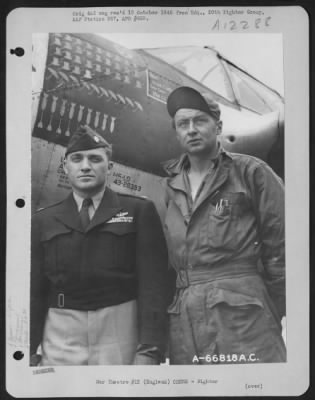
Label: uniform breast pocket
xmin=40 ymin=226 xmax=73 ymax=277
xmin=208 ymin=192 xmax=247 ymax=251
xmin=100 ymin=223 xmax=137 ymax=271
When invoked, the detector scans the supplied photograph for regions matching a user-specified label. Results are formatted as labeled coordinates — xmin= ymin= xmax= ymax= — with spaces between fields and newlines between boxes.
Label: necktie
xmin=80 ymin=198 xmax=92 ymax=230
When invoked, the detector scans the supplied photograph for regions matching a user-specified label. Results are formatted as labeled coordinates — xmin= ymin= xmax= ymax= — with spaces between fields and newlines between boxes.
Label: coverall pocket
xmin=204 ymin=287 xmax=285 ymax=361
xmin=205 ymin=287 xmax=266 ymax=341
xmin=206 ymin=287 xmax=264 ymax=310
xmin=208 ymin=192 xmax=247 ymax=250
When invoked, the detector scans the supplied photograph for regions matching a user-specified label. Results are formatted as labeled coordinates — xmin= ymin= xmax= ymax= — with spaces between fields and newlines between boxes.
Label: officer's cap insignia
xmin=65 ymin=125 xmax=112 ymax=156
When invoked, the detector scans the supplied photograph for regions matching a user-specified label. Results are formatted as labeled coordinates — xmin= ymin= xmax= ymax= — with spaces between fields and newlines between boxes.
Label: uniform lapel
xmin=166 ymin=150 xmax=232 ymax=217
xmin=86 ymin=188 xmax=122 ymax=232
xmin=54 ymin=194 xmax=83 ymax=232
xmin=54 ymin=189 xmax=123 ymax=233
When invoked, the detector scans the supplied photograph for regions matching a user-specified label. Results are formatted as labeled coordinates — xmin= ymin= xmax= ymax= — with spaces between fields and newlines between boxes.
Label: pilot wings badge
xmin=107 ymin=211 xmax=134 ymax=223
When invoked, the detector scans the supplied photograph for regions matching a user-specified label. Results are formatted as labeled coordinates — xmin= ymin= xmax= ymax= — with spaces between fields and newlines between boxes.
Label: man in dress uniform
xmin=163 ymin=87 xmax=286 ymax=364
xmin=30 ymin=125 xmax=169 ymax=366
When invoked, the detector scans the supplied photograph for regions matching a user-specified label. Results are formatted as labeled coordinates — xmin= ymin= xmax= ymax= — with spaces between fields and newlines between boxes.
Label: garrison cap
xmin=167 ymin=86 xmax=221 ymax=121
xmin=65 ymin=125 xmax=112 ymax=156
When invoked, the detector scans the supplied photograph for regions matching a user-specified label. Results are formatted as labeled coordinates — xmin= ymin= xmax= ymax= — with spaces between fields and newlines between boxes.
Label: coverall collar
xmin=164 ymin=147 xmax=233 ymax=214
xmin=163 ymin=144 xmax=231 ymax=177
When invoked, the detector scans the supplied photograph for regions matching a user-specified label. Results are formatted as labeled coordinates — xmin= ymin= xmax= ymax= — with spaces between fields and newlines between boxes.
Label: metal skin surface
xmin=31 ymin=33 xmax=284 ymax=213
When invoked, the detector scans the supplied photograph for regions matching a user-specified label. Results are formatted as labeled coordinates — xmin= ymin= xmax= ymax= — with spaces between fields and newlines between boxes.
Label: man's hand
xmin=30 ymin=354 xmax=42 ymax=366
xmin=133 ymin=344 xmax=162 ymax=365
xmin=133 ymin=354 xmax=160 ymax=365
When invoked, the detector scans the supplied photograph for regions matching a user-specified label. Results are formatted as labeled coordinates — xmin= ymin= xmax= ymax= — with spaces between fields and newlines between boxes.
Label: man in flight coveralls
xmin=163 ymin=87 xmax=286 ymax=364
xmin=30 ymin=125 xmax=169 ymax=366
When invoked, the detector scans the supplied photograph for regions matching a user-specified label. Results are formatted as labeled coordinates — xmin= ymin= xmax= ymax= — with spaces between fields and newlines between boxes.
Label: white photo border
xmin=6 ymin=5 xmax=309 ymax=397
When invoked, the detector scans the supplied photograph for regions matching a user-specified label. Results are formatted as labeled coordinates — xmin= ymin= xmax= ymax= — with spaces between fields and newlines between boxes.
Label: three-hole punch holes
xmin=10 ymin=47 xmax=25 ymax=57
xmin=13 ymin=351 xmax=24 ymax=360
xmin=228 ymin=135 xmax=236 ymax=143
xmin=16 ymin=199 xmax=25 ymax=208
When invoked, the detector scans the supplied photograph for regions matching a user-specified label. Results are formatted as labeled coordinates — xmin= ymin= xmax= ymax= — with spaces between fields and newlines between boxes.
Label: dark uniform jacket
xmin=31 ymin=188 xmax=169 ymax=356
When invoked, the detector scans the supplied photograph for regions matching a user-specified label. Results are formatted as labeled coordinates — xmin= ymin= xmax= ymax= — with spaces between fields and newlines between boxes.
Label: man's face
xmin=64 ymin=148 xmax=111 ymax=196
xmin=174 ymin=108 xmax=222 ymax=156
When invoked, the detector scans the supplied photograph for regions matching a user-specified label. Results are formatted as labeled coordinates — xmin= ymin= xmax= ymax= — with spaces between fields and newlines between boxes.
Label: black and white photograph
xmin=6 ymin=5 xmax=309 ymax=397
xmin=30 ymin=31 xmax=286 ymax=367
